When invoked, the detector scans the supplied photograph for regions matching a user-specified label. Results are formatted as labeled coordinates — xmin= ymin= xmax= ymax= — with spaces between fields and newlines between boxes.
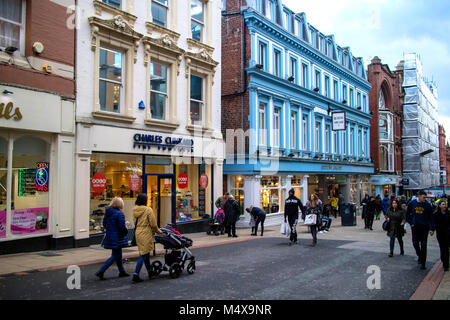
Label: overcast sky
xmin=282 ymin=0 xmax=450 ymax=142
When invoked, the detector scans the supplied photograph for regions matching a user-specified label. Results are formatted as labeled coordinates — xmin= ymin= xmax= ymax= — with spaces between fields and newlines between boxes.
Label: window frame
xmin=273 ymin=48 xmax=282 ymax=77
xmin=190 ymin=0 xmax=205 ymax=42
xmin=149 ymin=60 xmax=169 ymax=121
xmin=273 ymin=107 xmax=280 ymax=148
xmin=102 ymin=0 xmax=121 ymax=9
xmin=290 ymin=110 xmax=297 ymax=149
xmin=189 ymin=73 xmax=205 ymax=126
xmin=0 ymin=0 xmax=26 ymax=55
xmin=259 ymin=102 xmax=267 ymax=146
xmin=151 ymin=0 xmax=169 ymax=28
xmin=98 ymin=46 xmax=125 ymax=114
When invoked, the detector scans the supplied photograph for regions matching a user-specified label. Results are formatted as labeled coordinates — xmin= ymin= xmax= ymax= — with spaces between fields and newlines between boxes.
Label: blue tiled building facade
xmin=222 ymin=0 xmax=373 ymax=225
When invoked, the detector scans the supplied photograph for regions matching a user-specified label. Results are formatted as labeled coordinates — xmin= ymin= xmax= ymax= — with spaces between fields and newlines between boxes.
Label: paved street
xmin=0 ymin=219 xmax=443 ymax=300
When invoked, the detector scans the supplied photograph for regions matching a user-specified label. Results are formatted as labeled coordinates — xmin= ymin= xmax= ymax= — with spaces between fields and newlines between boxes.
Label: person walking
xmin=386 ymin=199 xmax=406 ymax=257
xmin=330 ymin=194 xmax=339 ymax=218
xmin=284 ymin=189 xmax=305 ymax=246
xmin=304 ymin=194 xmax=323 ymax=246
xmin=224 ymin=194 xmax=240 ymax=237
xmin=95 ymin=197 xmax=130 ymax=280
xmin=434 ymin=200 xmax=450 ymax=271
xmin=406 ymin=190 xmax=436 ymax=270
xmin=365 ymin=196 xmax=377 ymax=231
xmin=381 ymin=193 xmax=390 ymax=219
xmin=246 ymin=206 xmax=266 ymax=236
xmin=132 ymin=193 xmax=162 ymax=283
xmin=375 ymin=195 xmax=383 ymax=220
xmin=361 ymin=194 xmax=370 ymax=228
xmin=338 ymin=192 xmax=345 ymax=218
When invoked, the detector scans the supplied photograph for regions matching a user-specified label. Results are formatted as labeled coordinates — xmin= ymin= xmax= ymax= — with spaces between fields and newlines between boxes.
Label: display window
xmin=290 ymin=175 xmax=303 ymax=200
xmin=230 ymin=176 xmax=244 ymax=216
xmin=260 ymin=176 xmax=284 ymax=214
xmin=90 ymin=153 xmax=143 ymax=234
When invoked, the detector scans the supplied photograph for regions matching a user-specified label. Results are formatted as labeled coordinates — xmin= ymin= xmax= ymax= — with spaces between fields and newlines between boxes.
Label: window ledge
xmin=186 ymin=38 xmax=215 ymax=55
xmin=185 ymin=124 xmax=213 ymax=134
xmin=146 ymin=21 xmax=180 ymax=42
xmin=93 ymin=0 xmax=137 ymax=27
xmin=92 ymin=111 xmax=136 ymax=123
xmin=145 ymin=119 xmax=179 ymax=130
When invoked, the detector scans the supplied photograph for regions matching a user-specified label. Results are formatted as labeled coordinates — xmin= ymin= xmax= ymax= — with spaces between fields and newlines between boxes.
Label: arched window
xmin=379 ymin=90 xmax=386 ymax=110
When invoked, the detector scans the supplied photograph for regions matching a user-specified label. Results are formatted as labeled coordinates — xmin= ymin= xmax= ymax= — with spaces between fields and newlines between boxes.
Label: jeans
xmin=254 ymin=215 xmax=266 ymax=236
xmin=320 ymin=217 xmax=332 ymax=231
xmin=311 ymin=225 xmax=318 ymax=244
xmin=412 ymin=225 xmax=429 ymax=266
xmin=134 ymin=253 xmax=152 ymax=275
xmin=98 ymin=248 xmax=125 ymax=274
xmin=288 ymin=217 xmax=298 ymax=243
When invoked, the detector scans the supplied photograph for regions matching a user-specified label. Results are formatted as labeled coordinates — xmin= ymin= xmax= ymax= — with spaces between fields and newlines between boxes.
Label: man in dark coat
xmin=406 ymin=190 xmax=436 ymax=270
xmin=361 ymin=194 xmax=370 ymax=228
xmin=365 ymin=196 xmax=377 ymax=231
xmin=224 ymin=195 xmax=240 ymax=238
xmin=284 ymin=189 xmax=305 ymax=245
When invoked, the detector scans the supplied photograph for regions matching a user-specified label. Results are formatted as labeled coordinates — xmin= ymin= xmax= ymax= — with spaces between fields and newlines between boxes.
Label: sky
xmin=282 ymin=0 xmax=450 ymax=143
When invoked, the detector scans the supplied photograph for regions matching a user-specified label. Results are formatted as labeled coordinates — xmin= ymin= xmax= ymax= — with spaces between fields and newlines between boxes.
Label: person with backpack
xmin=284 ymin=189 xmax=305 ymax=246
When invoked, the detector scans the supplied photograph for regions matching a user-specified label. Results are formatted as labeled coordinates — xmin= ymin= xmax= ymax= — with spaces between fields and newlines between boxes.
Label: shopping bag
xmin=280 ymin=222 xmax=290 ymax=237
xmin=304 ymin=214 xmax=317 ymax=226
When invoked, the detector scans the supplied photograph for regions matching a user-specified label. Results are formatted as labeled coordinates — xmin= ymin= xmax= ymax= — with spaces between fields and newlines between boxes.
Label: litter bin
xmin=341 ymin=203 xmax=357 ymax=226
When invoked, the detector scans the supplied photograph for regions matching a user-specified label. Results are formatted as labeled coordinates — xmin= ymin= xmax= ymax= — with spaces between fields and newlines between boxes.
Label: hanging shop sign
xmin=199 ymin=173 xmax=208 ymax=189
xmin=133 ymin=133 xmax=194 ymax=153
xmin=91 ymin=173 xmax=107 ymax=195
xmin=177 ymin=172 xmax=188 ymax=189
xmin=35 ymin=162 xmax=49 ymax=192
xmin=332 ymin=112 xmax=346 ymax=131
xmin=128 ymin=173 xmax=142 ymax=192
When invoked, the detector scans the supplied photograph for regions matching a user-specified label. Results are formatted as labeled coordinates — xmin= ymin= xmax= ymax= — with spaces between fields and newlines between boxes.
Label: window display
xmin=260 ymin=176 xmax=282 ymax=214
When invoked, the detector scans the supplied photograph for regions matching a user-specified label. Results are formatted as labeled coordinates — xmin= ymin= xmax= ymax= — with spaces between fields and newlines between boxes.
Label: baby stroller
xmin=207 ymin=209 xmax=225 ymax=236
xmin=152 ymin=224 xmax=196 ymax=279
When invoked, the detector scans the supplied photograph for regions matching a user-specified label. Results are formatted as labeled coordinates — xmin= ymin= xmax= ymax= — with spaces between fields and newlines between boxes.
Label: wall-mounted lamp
xmin=255 ymin=64 xmax=264 ymax=70
xmin=2 ymin=90 xmax=14 ymax=95
xmin=287 ymin=76 xmax=295 ymax=82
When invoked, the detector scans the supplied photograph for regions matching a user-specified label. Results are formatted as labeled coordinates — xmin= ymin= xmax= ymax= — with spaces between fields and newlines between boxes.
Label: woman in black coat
xmin=95 ymin=197 xmax=130 ymax=280
xmin=434 ymin=201 xmax=450 ymax=271
xmin=386 ymin=199 xmax=405 ymax=257
xmin=361 ymin=194 xmax=370 ymax=228
xmin=224 ymin=195 xmax=240 ymax=238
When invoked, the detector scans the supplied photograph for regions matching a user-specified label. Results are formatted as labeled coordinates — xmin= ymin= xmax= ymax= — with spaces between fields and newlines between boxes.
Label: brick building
xmin=222 ymin=0 xmax=373 ymax=226
xmin=0 ymin=0 xmax=76 ymax=254
xmin=367 ymin=56 xmax=403 ymax=196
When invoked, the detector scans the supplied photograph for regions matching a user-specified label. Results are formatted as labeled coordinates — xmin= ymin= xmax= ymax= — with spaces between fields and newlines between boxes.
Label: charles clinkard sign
xmin=133 ymin=133 xmax=194 ymax=153
xmin=0 ymin=102 xmax=22 ymax=121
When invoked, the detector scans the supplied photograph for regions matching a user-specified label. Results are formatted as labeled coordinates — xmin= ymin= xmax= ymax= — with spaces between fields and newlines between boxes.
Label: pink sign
xmin=177 ymin=172 xmax=188 ymax=189
xmin=11 ymin=207 xmax=49 ymax=235
xmin=128 ymin=173 xmax=142 ymax=192
xmin=0 ymin=210 xmax=6 ymax=239
xmin=200 ymin=174 xmax=208 ymax=189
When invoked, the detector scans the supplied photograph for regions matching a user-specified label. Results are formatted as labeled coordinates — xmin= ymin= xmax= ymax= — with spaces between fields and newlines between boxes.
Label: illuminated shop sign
xmin=35 ymin=162 xmax=49 ymax=192
xmin=133 ymin=133 xmax=194 ymax=153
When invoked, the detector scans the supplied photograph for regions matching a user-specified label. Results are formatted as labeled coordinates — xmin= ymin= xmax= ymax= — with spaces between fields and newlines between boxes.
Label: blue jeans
xmin=98 ymin=248 xmax=125 ymax=274
xmin=134 ymin=253 xmax=151 ymax=275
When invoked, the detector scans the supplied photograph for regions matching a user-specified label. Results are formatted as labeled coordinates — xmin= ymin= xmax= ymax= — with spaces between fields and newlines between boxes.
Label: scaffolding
xmin=402 ymin=53 xmax=440 ymax=190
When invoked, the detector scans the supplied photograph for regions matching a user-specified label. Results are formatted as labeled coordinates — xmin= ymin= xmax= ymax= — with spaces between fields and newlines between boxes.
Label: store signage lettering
xmin=322 ymin=165 xmax=342 ymax=170
xmin=133 ymin=133 xmax=194 ymax=153
xmin=35 ymin=162 xmax=49 ymax=192
xmin=91 ymin=173 xmax=107 ymax=195
xmin=332 ymin=112 xmax=346 ymax=131
xmin=0 ymin=102 xmax=22 ymax=121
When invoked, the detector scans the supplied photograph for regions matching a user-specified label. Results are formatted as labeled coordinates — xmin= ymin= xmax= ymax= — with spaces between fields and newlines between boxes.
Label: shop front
xmin=0 ymin=84 xmax=76 ymax=254
xmin=75 ymin=124 xmax=223 ymax=245
xmin=370 ymin=175 xmax=400 ymax=197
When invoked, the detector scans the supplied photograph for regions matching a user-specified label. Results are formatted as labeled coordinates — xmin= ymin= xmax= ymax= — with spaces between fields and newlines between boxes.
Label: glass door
xmin=143 ymin=174 xmax=175 ymax=227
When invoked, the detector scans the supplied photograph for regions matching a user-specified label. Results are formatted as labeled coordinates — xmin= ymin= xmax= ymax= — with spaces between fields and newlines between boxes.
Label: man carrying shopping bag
xmin=284 ymin=189 xmax=305 ymax=246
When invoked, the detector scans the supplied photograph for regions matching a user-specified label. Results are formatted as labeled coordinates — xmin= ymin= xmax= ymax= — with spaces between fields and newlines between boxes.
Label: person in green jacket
xmin=386 ymin=199 xmax=406 ymax=257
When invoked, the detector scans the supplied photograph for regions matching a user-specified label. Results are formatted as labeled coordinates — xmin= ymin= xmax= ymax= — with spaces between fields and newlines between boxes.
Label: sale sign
xmin=200 ymin=174 xmax=208 ymax=189
xmin=91 ymin=173 xmax=107 ymax=195
xmin=0 ymin=210 xmax=6 ymax=239
xmin=128 ymin=173 xmax=142 ymax=192
xmin=11 ymin=207 xmax=49 ymax=235
xmin=177 ymin=172 xmax=188 ymax=189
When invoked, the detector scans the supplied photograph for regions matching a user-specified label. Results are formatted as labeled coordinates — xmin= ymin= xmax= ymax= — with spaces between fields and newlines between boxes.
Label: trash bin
xmin=341 ymin=203 xmax=357 ymax=226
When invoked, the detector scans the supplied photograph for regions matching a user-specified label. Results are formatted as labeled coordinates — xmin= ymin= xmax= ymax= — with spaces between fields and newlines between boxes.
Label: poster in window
xmin=11 ymin=207 xmax=49 ymax=235
xmin=0 ymin=210 xmax=5 ymax=239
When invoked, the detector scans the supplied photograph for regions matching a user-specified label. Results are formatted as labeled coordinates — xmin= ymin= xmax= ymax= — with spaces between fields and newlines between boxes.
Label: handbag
xmin=131 ymin=217 xmax=139 ymax=246
xmin=382 ymin=219 xmax=390 ymax=231
xmin=304 ymin=214 xmax=317 ymax=226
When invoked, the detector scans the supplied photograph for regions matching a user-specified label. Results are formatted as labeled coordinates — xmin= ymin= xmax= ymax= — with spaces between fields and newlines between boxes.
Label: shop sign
xmin=332 ymin=112 xmax=346 ymax=131
xmin=0 ymin=102 xmax=23 ymax=121
xmin=11 ymin=207 xmax=49 ymax=235
xmin=133 ymin=133 xmax=194 ymax=153
xmin=35 ymin=162 xmax=49 ymax=192
xmin=322 ymin=165 xmax=343 ymax=170
xmin=0 ymin=210 xmax=5 ymax=239
xmin=128 ymin=173 xmax=142 ymax=192
xmin=199 ymin=173 xmax=208 ymax=189
xmin=177 ymin=172 xmax=188 ymax=189
xmin=401 ymin=178 xmax=409 ymax=186
xmin=91 ymin=173 xmax=107 ymax=195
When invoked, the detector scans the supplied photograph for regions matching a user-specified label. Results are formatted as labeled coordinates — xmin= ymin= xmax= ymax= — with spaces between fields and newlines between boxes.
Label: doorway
xmin=142 ymin=174 xmax=176 ymax=227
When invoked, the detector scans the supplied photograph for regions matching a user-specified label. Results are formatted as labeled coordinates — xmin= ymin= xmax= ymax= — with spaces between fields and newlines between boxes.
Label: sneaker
xmin=232 ymin=235 xmax=238 ymax=238
xmin=132 ymin=274 xmax=143 ymax=283
xmin=324 ymin=230 xmax=329 ymax=233
xmin=95 ymin=271 xmax=105 ymax=280
xmin=388 ymin=253 xmax=393 ymax=258
xmin=118 ymin=272 xmax=130 ymax=278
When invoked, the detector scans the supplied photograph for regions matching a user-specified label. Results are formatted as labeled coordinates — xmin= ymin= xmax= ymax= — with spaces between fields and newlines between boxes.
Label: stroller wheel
xmin=169 ymin=263 xmax=182 ymax=279
xmin=151 ymin=260 xmax=163 ymax=275
xmin=206 ymin=230 xmax=211 ymax=235
xmin=187 ymin=261 xmax=196 ymax=274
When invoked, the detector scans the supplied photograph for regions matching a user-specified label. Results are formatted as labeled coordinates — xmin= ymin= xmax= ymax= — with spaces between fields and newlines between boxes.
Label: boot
xmin=95 ymin=271 xmax=105 ymax=280
xmin=132 ymin=274 xmax=143 ymax=283
xmin=118 ymin=272 xmax=130 ymax=278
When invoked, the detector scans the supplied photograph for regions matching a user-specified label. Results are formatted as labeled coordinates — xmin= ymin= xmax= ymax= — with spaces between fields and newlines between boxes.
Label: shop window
xmin=232 ymin=176 xmax=244 ymax=189
xmin=151 ymin=0 xmax=168 ymax=28
xmin=191 ymin=0 xmax=204 ymax=42
xmin=11 ymin=136 xmax=50 ymax=237
xmin=150 ymin=61 xmax=168 ymax=120
xmin=0 ymin=138 xmax=7 ymax=238
xmin=290 ymin=175 xmax=303 ymax=200
xmin=259 ymin=102 xmax=267 ymax=146
xmin=273 ymin=107 xmax=280 ymax=148
xmin=0 ymin=0 xmax=25 ymax=54
xmin=89 ymin=153 xmax=143 ymax=234
xmin=99 ymin=47 xmax=124 ymax=113
xmin=260 ymin=176 xmax=281 ymax=214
